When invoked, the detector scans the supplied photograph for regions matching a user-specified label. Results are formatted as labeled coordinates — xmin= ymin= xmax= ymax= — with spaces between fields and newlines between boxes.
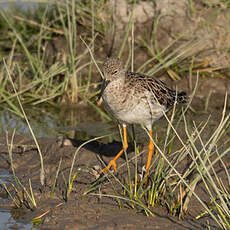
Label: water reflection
xmin=0 ymin=104 xmax=105 ymax=138
xmin=0 ymin=209 xmax=34 ymax=230
xmin=0 ymin=169 xmax=35 ymax=230
xmin=0 ymin=106 xmax=156 ymax=144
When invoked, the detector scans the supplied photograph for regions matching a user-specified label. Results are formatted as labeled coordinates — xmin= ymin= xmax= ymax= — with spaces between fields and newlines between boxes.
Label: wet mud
xmin=0 ymin=78 xmax=230 ymax=230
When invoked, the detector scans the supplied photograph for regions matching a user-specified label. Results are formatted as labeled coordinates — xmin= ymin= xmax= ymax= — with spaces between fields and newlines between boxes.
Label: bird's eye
xmin=112 ymin=70 xmax=118 ymax=75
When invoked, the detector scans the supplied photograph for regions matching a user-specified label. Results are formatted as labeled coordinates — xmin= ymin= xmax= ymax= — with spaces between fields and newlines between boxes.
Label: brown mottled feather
xmin=100 ymin=57 xmax=187 ymax=129
xmin=125 ymin=72 xmax=187 ymax=109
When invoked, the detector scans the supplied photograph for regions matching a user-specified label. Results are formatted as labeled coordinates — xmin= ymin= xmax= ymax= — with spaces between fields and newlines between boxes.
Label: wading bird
xmin=99 ymin=57 xmax=187 ymax=175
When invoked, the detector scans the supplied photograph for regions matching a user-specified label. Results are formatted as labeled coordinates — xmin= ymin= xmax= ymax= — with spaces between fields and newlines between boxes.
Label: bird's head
xmin=102 ymin=57 xmax=126 ymax=81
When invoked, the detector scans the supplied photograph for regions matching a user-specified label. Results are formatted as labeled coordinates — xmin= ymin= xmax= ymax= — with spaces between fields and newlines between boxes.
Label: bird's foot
xmin=100 ymin=159 xmax=117 ymax=174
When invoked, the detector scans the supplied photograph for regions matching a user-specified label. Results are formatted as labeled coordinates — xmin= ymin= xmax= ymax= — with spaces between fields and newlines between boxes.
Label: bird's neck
xmin=114 ymin=74 xmax=125 ymax=84
xmin=104 ymin=76 xmax=125 ymax=92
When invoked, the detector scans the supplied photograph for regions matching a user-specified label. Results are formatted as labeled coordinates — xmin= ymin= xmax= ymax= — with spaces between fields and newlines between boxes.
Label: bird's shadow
xmin=60 ymin=136 xmax=135 ymax=159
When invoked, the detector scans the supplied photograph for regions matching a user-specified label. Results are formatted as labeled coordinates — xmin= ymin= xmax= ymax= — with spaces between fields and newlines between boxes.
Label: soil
xmin=0 ymin=136 xmax=224 ymax=230
xmin=0 ymin=77 xmax=230 ymax=230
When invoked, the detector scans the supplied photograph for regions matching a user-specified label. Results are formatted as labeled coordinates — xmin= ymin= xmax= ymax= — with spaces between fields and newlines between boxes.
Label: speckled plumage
xmin=101 ymin=57 xmax=187 ymax=130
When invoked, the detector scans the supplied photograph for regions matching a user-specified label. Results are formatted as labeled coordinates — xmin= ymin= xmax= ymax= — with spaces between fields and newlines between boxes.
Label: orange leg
xmin=100 ymin=125 xmax=128 ymax=174
xmin=145 ymin=130 xmax=154 ymax=176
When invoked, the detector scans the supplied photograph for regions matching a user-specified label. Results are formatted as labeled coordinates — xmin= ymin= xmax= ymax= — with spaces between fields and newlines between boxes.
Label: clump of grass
xmin=0 ymin=0 xmax=221 ymax=111
xmin=0 ymin=59 xmax=65 ymax=220
xmin=80 ymin=7 xmax=230 ymax=226
xmin=4 ymin=59 xmax=45 ymax=186
xmin=0 ymin=0 xmax=107 ymax=109
xmin=85 ymin=77 xmax=230 ymax=229
xmin=0 ymin=130 xmax=37 ymax=210
xmin=0 ymin=60 xmax=45 ymax=212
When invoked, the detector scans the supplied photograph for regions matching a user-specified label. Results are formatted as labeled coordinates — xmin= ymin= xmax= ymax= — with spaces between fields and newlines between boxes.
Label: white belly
xmin=109 ymin=101 xmax=166 ymax=129
xmin=102 ymin=79 xmax=167 ymax=129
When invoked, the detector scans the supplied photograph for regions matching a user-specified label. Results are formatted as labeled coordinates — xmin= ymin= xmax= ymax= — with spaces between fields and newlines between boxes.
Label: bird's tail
xmin=166 ymin=90 xmax=187 ymax=109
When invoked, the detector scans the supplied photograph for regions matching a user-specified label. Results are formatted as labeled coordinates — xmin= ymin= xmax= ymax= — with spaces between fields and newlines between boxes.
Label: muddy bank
xmin=0 ymin=77 xmax=230 ymax=229
xmin=0 ymin=134 xmax=226 ymax=230
xmin=0 ymin=83 xmax=229 ymax=229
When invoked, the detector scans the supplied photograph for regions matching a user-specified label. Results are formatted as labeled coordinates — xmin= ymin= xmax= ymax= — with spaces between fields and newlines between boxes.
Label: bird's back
xmin=124 ymin=71 xmax=187 ymax=109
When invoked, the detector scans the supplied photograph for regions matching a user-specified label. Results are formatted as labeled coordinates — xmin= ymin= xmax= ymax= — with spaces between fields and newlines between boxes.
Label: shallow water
xmin=0 ymin=169 xmax=36 ymax=230
xmin=0 ymin=169 xmax=12 ymax=184
xmin=0 ymin=105 xmax=110 ymax=230
xmin=0 ymin=209 xmax=34 ymax=230
xmin=0 ymin=105 xmax=104 ymax=138
xmin=0 ymin=107 xmax=169 ymax=144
